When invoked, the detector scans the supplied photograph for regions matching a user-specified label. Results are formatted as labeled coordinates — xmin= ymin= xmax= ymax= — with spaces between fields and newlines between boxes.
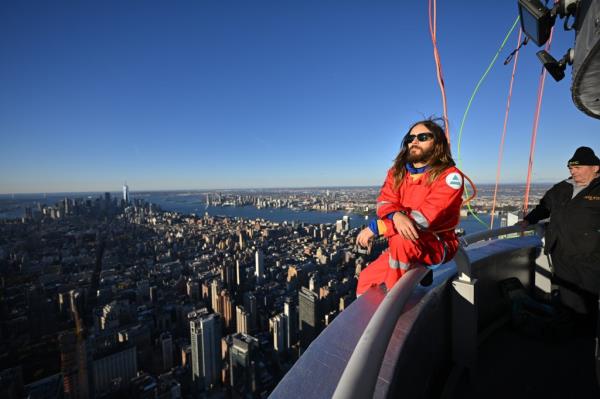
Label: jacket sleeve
xmin=409 ymin=170 xmax=464 ymax=230
xmin=376 ymin=168 xmax=409 ymax=219
xmin=523 ymin=190 xmax=552 ymax=224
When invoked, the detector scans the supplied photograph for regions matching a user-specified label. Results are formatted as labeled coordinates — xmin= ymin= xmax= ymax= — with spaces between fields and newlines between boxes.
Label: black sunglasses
xmin=404 ymin=132 xmax=434 ymax=145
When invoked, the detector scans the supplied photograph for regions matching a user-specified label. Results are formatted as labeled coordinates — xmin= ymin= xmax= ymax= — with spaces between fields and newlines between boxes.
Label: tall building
xmin=238 ymin=231 xmax=245 ymax=250
xmin=228 ymin=333 xmax=258 ymax=396
xmin=235 ymin=260 xmax=245 ymax=287
xmin=255 ymin=250 xmax=264 ymax=282
xmin=92 ymin=345 xmax=137 ymax=397
xmin=210 ymin=280 xmax=222 ymax=314
xmin=64 ymin=197 xmax=70 ymax=215
xmin=190 ymin=313 xmax=222 ymax=390
xmin=299 ymin=286 xmax=321 ymax=353
xmin=235 ymin=305 xmax=249 ymax=334
xmin=283 ymin=297 xmax=298 ymax=350
xmin=342 ymin=215 xmax=350 ymax=231
xmin=243 ymin=293 xmax=257 ymax=333
xmin=186 ymin=280 xmax=200 ymax=302
xmin=221 ymin=263 xmax=235 ymax=290
xmin=122 ymin=184 xmax=129 ymax=204
xmin=160 ymin=332 xmax=173 ymax=372
xmin=270 ymin=314 xmax=288 ymax=353
xmin=221 ymin=290 xmax=235 ymax=331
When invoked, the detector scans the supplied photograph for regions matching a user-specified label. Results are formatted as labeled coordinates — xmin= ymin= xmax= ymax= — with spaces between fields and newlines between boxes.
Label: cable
xmin=524 ymin=27 xmax=554 ymax=215
xmin=453 ymin=16 xmax=520 ymax=228
xmin=456 ymin=16 xmax=520 ymax=169
xmin=490 ymin=28 xmax=523 ymax=229
xmin=428 ymin=0 xmax=450 ymax=143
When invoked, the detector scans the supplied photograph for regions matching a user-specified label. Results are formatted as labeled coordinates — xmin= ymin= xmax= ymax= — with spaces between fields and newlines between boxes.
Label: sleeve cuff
xmin=368 ymin=219 xmax=379 ymax=235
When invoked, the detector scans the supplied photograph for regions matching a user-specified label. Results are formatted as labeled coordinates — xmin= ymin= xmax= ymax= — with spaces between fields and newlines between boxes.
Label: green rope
xmin=456 ymin=16 xmax=520 ymax=228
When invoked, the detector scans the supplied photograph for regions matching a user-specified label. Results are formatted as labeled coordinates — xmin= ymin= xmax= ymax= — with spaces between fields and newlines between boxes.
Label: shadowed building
xmin=228 ymin=333 xmax=259 ymax=397
xmin=190 ymin=313 xmax=222 ymax=391
xmin=298 ymin=287 xmax=321 ymax=353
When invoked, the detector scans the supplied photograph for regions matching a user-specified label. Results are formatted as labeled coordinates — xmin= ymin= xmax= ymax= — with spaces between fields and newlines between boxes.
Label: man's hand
xmin=516 ymin=220 xmax=530 ymax=229
xmin=392 ymin=212 xmax=419 ymax=240
xmin=356 ymin=227 xmax=375 ymax=248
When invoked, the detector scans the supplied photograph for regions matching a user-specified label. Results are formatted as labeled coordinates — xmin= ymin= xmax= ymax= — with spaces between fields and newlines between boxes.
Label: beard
xmin=407 ymin=145 xmax=434 ymax=164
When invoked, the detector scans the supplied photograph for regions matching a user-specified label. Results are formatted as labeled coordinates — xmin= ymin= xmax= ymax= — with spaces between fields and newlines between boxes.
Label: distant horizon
xmin=0 ymin=180 xmax=561 ymax=197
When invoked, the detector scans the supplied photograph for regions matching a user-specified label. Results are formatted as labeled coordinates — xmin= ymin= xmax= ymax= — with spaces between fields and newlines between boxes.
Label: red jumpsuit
xmin=356 ymin=166 xmax=464 ymax=295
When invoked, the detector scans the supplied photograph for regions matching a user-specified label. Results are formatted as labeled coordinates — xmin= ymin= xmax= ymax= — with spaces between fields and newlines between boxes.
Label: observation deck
xmin=270 ymin=225 xmax=600 ymax=398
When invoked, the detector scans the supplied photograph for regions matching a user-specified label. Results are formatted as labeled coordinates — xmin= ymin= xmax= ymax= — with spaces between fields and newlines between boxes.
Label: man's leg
xmin=384 ymin=233 xmax=446 ymax=291
xmin=356 ymin=252 xmax=392 ymax=295
xmin=552 ymin=247 xmax=588 ymax=314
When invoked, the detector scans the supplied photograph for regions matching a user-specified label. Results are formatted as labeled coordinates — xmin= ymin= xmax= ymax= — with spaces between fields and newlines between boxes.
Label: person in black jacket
xmin=520 ymin=146 xmax=600 ymax=313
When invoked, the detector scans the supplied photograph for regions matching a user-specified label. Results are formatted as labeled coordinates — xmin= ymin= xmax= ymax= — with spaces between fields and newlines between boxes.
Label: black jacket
xmin=524 ymin=175 xmax=600 ymax=267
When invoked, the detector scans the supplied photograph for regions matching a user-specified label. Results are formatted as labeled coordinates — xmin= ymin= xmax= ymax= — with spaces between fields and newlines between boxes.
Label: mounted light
xmin=517 ymin=0 xmax=579 ymax=46
xmin=536 ymin=48 xmax=574 ymax=81
xmin=518 ymin=0 xmax=554 ymax=46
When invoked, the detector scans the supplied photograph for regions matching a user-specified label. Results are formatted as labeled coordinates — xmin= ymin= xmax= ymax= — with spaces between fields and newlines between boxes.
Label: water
xmin=0 ymin=192 xmax=498 ymax=234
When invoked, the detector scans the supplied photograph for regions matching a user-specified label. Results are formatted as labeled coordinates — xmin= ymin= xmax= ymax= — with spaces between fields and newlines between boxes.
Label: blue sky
xmin=0 ymin=1 xmax=598 ymax=194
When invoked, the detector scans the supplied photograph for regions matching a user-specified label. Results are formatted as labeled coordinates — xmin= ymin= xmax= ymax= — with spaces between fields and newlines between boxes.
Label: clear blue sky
xmin=1 ymin=1 xmax=598 ymax=194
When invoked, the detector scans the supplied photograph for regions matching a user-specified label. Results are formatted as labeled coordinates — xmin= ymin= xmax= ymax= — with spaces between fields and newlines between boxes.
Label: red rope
xmin=490 ymin=29 xmax=523 ymax=229
xmin=523 ymin=28 xmax=554 ymax=214
xmin=428 ymin=0 xmax=450 ymax=143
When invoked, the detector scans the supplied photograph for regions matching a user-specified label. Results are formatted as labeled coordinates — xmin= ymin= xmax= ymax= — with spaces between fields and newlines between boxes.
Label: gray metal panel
xmin=572 ymin=0 xmax=600 ymax=119
xmin=269 ymin=286 xmax=386 ymax=399
xmin=332 ymin=267 xmax=428 ymax=399
xmin=270 ymin=232 xmax=543 ymax=399
xmin=382 ymin=237 xmax=542 ymax=398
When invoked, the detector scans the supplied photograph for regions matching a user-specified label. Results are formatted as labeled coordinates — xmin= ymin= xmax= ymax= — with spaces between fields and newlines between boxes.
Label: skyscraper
xmin=122 ymin=184 xmax=129 ymax=204
xmin=235 ymin=260 xmax=245 ymax=287
xmin=221 ymin=290 xmax=235 ymax=331
xmin=243 ymin=293 xmax=257 ymax=333
xmin=299 ymin=286 xmax=321 ymax=353
xmin=160 ymin=332 xmax=173 ymax=372
xmin=342 ymin=215 xmax=350 ymax=231
xmin=255 ymin=250 xmax=264 ymax=282
xmin=270 ymin=313 xmax=288 ymax=353
xmin=210 ymin=280 xmax=222 ymax=314
xmin=235 ymin=305 xmax=249 ymax=334
xmin=283 ymin=297 xmax=298 ymax=350
xmin=92 ymin=345 xmax=137 ymax=397
xmin=228 ymin=333 xmax=258 ymax=395
xmin=190 ymin=313 xmax=222 ymax=390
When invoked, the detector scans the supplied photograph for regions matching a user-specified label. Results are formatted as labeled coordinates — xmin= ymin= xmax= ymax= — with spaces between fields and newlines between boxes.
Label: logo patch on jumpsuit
xmin=446 ymin=173 xmax=463 ymax=190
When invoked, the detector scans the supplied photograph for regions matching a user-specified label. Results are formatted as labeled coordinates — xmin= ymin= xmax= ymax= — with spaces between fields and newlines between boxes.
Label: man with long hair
xmin=356 ymin=118 xmax=464 ymax=295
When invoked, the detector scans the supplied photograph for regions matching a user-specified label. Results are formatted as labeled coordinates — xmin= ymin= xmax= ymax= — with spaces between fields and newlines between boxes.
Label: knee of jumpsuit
xmin=356 ymin=252 xmax=391 ymax=295
xmin=384 ymin=234 xmax=451 ymax=292
xmin=356 ymin=234 xmax=451 ymax=295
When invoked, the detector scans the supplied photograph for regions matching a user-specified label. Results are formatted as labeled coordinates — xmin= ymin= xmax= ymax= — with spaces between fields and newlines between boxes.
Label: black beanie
xmin=568 ymin=147 xmax=600 ymax=166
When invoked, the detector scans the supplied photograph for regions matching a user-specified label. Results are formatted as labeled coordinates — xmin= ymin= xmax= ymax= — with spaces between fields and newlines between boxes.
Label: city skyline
xmin=1 ymin=1 xmax=598 ymax=194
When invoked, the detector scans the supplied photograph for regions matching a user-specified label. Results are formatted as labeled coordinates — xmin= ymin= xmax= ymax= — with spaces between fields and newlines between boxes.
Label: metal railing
xmin=460 ymin=224 xmax=540 ymax=247
xmin=271 ymin=224 xmax=546 ymax=399
xmin=331 ymin=266 xmax=430 ymax=399
xmin=332 ymin=224 xmax=542 ymax=399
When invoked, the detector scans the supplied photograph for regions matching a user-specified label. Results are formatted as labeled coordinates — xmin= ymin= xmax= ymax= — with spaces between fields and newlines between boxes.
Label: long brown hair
xmin=392 ymin=118 xmax=455 ymax=188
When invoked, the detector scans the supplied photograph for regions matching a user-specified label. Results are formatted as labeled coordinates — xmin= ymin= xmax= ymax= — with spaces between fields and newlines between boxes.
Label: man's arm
xmin=523 ymin=192 xmax=552 ymax=225
xmin=373 ymin=169 xmax=419 ymax=239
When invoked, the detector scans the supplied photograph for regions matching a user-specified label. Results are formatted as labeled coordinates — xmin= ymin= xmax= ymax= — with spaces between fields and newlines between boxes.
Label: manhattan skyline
xmin=1 ymin=1 xmax=598 ymax=194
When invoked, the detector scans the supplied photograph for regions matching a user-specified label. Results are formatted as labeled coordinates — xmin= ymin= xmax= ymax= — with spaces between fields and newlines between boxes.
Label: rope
xmin=490 ymin=28 xmax=523 ymax=229
xmin=428 ymin=0 xmax=450 ymax=143
xmin=456 ymin=16 xmax=520 ymax=169
xmin=454 ymin=16 xmax=520 ymax=228
xmin=524 ymin=27 xmax=554 ymax=214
